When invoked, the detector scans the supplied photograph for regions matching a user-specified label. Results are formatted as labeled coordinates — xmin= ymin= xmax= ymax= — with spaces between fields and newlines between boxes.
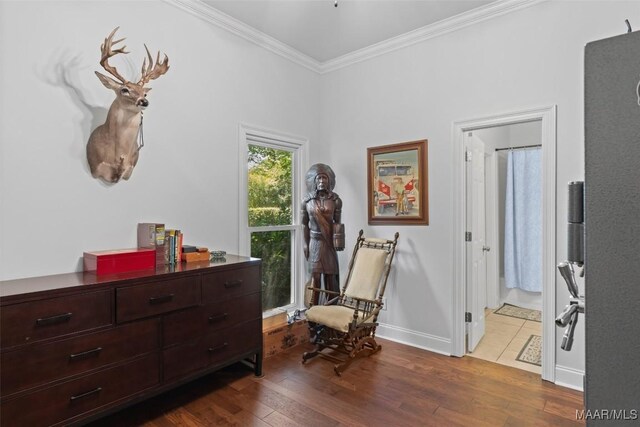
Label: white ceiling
xmin=201 ymin=0 xmax=494 ymax=63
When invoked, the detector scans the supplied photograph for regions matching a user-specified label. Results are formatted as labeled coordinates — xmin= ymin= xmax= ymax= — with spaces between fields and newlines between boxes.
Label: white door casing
xmin=485 ymin=153 xmax=500 ymax=309
xmin=451 ymin=105 xmax=556 ymax=382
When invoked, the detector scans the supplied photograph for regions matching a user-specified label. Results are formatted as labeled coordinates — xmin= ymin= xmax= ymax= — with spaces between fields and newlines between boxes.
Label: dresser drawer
xmin=0 ymin=291 xmax=112 ymax=350
xmin=163 ymin=319 xmax=261 ymax=382
xmin=163 ymin=292 xmax=261 ymax=347
xmin=1 ymin=318 xmax=159 ymax=397
xmin=0 ymin=353 xmax=159 ymax=427
xmin=116 ymin=275 xmax=201 ymax=323
xmin=202 ymin=265 xmax=260 ymax=303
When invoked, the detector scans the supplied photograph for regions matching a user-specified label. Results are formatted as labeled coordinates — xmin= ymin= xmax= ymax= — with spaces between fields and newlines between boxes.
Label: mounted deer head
xmin=86 ymin=27 xmax=169 ymax=183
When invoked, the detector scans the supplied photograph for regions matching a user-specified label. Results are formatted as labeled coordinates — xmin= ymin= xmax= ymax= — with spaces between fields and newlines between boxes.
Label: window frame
xmin=238 ymin=123 xmax=308 ymax=318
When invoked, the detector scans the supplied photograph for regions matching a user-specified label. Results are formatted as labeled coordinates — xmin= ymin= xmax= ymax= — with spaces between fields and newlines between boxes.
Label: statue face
xmin=315 ymin=173 xmax=329 ymax=191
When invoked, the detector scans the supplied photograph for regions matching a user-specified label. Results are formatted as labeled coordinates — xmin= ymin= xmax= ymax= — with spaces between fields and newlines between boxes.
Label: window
xmin=239 ymin=125 xmax=306 ymax=316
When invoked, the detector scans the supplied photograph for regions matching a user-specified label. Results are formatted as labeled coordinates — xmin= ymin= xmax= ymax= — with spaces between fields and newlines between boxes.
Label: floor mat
xmin=494 ymin=303 xmax=541 ymax=322
xmin=516 ymin=334 xmax=542 ymax=366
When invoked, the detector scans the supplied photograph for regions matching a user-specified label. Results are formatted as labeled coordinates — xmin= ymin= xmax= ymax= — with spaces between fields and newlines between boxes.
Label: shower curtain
xmin=504 ymin=148 xmax=542 ymax=292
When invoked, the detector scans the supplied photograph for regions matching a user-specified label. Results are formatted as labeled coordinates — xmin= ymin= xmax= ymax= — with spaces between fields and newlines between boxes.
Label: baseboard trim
xmin=376 ymin=323 xmax=451 ymax=356
xmin=555 ymin=365 xmax=585 ymax=391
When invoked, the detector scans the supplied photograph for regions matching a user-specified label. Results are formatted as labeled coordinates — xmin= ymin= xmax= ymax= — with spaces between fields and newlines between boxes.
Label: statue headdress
xmin=305 ymin=163 xmax=336 ymax=193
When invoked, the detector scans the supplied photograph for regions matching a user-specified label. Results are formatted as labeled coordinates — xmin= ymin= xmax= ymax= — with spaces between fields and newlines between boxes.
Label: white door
xmin=466 ymin=132 xmax=487 ymax=352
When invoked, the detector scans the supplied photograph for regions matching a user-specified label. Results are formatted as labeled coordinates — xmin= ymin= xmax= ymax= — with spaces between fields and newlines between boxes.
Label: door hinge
xmin=465 ymin=312 xmax=472 ymax=322
xmin=465 ymin=231 xmax=472 ymax=242
xmin=465 ymin=151 xmax=472 ymax=162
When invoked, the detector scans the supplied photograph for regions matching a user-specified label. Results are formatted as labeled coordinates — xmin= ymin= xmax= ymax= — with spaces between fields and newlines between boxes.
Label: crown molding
xmin=164 ymin=0 xmax=323 ymax=73
xmin=320 ymin=0 xmax=547 ymax=73
xmin=164 ymin=0 xmax=546 ymax=75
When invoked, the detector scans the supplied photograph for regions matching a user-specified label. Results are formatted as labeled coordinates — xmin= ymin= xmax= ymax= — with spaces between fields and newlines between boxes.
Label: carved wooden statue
xmin=301 ymin=164 xmax=345 ymax=306
xmin=86 ymin=27 xmax=169 ymax=183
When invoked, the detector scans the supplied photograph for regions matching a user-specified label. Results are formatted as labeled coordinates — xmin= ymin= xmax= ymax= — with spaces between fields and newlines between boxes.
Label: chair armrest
xmin=306 ymin=286 xmax=341 ymax=307
xmin=306 ymin=286 xmax=340 ymax=297
xmin=348 ymin=295 xmax=381 ymax=306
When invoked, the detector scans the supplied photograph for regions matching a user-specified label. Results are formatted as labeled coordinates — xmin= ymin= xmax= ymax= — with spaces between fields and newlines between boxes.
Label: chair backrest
xmin=343 ymin=232 xmax=399 ymax=302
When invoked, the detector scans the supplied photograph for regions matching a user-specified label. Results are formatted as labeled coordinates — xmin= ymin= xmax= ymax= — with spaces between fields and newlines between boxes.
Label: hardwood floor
xmin=88 ymin=339 xmax=584 ymax=426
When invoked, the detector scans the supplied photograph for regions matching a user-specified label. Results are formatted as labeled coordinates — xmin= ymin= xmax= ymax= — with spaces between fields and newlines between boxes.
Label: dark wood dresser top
xmin=0 ymin=255 xmax=260 ymax=303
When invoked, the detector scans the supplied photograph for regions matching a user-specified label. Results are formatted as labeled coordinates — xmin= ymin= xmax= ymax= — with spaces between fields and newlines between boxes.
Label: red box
xmin=83 ymin=248 xmax=156 ymax=275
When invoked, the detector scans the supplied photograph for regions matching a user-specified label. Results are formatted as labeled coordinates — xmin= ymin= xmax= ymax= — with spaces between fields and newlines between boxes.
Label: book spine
xmin=165 ymin=230 xmax=171 ymax=265
xmin=175 ymin=230 xmax=179 ymax=265
xmin=155 ymin=224 xmax=165 ymax=266
xmin=169 ymin=230 xmax=175 ymax=264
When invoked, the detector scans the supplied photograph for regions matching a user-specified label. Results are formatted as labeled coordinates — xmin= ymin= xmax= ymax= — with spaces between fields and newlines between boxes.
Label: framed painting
xmin=367 ymin=139 xmax=428 ymax=225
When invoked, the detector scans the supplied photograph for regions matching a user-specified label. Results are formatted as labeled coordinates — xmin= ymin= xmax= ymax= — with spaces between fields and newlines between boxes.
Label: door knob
xmin=482 ymin=246 xmax=491 ymax=252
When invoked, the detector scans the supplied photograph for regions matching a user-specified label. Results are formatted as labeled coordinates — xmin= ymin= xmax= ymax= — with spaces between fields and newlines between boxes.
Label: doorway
xmin=451 ymin=106 xmax=557 ymax=382
xmin=465 ymin=122 xmax=544 ymax=375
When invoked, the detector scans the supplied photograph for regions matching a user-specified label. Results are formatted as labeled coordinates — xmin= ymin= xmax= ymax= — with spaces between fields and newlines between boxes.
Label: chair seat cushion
xmin=306 ymin=305 xmax=367 ymax=333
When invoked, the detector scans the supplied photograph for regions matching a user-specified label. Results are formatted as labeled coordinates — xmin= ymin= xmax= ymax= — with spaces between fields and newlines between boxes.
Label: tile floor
xmin=467 ymin=307 xmax=542 ymax=374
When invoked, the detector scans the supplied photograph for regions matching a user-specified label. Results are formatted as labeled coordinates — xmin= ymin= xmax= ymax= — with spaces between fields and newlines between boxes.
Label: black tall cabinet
xmin=584 ymin=30 xmax=640 ymax=424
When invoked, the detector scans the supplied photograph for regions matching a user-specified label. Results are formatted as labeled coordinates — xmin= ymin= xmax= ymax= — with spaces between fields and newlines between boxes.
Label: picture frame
xmin=367 ymin=139 xmax=428 ymax=225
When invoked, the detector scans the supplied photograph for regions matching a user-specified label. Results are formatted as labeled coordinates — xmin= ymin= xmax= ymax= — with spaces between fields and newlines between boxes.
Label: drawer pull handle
xmin=224 ymin=280 xmax=242 ymax=288
xmin=70 ymin=387 xmax=102 ymax=401
xmin=69 ymin=347 xmax=103 ymax=360
xmin=208 ymin=343 xmax=229 ymax=353
xmin=35 ymin=312 xmax=72 ymax=326
xmin=149 ymin=294 xmax=174 ymax=305
xmin=208 ymin=313 xmax=229 ymax=323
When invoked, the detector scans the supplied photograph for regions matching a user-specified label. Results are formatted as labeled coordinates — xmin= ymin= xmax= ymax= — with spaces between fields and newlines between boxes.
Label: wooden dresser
xmin=0 ymin=256 xmax=262 ymax=426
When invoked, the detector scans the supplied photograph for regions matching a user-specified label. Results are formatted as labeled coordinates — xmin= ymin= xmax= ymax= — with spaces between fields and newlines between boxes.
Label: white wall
xmin=319 ymin=0 xmax=639 ymax=385
xmin=0 ymin=0 xmax=320 ymax=280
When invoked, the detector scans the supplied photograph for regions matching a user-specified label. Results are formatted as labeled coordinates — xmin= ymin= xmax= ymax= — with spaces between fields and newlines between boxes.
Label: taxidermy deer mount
xmin=86 ymin=27 xmax=169 ymax=183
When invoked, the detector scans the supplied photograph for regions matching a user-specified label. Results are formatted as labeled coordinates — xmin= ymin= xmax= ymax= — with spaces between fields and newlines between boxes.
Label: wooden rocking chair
xmin=302 ymin=229 xmax=399 ymax=375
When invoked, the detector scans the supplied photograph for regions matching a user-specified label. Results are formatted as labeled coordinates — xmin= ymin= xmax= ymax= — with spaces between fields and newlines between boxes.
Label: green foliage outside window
xmin=251 ymin=230 xmax=291 ymax=311
xmin=248 ymin=146 xmax=292 ymax=227
xmin=248 ymin=145 xmax=293 ymax=311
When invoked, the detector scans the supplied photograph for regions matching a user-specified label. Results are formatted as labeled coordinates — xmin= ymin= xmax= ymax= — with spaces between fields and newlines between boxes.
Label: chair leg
xmin=333 ymin=336 xmax=382 ymax=375
xmin=362 ymin=336 xmax=382 ymax=354
xmin=302 ymin=345 xmax=321 ymax=363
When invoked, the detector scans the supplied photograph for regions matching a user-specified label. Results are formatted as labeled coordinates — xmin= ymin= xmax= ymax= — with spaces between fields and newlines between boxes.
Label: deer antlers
xmin=99 ymin=27 xmax=170 ymax=86
xmin=100 ymin=27 xmax=129 ymax=84
xmin=139 ymin=45 xmax=170 ymax=85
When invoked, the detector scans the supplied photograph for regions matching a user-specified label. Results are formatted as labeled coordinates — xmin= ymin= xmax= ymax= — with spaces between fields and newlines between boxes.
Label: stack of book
xmin=137 ymin=223 xmax=184 ymax=266
xmin=164 ymin=229 xmax=183 ymax=265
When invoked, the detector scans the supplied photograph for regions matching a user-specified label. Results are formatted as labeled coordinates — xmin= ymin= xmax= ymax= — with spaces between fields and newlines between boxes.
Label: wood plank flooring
xmin=87 ymin=339 xmax=584 ymax=426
